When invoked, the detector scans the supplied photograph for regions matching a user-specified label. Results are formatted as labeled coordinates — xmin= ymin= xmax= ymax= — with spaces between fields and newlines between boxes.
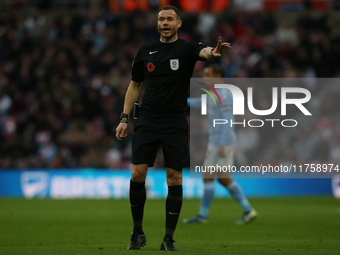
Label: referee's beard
xmin=158 ymin=27 xmax=178 ymax=42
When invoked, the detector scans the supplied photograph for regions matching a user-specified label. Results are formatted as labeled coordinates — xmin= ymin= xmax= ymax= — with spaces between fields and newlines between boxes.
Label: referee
xmin=115 ymin=5 xmax=231 ymax=251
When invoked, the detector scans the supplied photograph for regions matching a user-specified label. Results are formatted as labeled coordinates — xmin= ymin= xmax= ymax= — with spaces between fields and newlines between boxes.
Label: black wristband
xmin=120 ymin=119 xmax=128 ymax=124
xmin=120 ymin=113 xmax=129 ymax=120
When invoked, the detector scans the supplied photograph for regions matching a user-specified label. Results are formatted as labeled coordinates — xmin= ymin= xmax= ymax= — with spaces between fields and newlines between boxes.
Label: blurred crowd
xmin=271 ymin=87 xmax=340 ymax=167
xmin=0 ymin=4 xmax=340 ymax=169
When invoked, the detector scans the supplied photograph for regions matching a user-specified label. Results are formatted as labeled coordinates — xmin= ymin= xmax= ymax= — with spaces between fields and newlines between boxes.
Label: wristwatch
xmin=120 ymin=112 xmax=129 ymax=120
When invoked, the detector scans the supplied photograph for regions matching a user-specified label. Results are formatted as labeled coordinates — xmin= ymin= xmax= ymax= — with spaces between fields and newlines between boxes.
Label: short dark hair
xmin=158 ymin=5 xmax=181 ymax=19
xmin=206 ymin=64 xmax=224 ymax=77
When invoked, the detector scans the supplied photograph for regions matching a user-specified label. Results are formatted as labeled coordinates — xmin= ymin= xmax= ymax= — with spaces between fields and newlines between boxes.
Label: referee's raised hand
xmin=211 ymin=36 xmax=231 ymax=57
xmin=199 ymin=36 xmax=231 ymax=59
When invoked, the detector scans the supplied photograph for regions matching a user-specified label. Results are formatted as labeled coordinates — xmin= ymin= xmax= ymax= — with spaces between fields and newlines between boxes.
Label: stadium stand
xmin=0 ymin=0 xmax=340 ymax=168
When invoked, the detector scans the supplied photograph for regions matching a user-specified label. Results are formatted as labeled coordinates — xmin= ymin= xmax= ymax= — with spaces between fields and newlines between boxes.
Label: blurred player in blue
xmin=183 ymin=64 xmax=258 ymax=225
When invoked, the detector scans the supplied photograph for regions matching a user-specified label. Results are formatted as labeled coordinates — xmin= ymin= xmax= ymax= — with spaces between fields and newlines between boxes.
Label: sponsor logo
xmin=21 ymin=172 xmax=49 ymax=198
xmin=149 ymin=50 xmax=159 ymax=54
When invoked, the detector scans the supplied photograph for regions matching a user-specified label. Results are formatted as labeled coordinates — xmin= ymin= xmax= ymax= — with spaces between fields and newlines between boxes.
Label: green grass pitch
xmin=0 ymin=197 xmax=339 ymax=255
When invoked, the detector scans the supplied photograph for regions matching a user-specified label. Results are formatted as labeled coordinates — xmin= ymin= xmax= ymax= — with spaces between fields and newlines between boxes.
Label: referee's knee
xmin=167 ymin=176 xmax=182 ymax=186
xmin=131 ymin=164 xmax=148 ymax=182
xmin=166 ymin=170 xmax=182 ymax=186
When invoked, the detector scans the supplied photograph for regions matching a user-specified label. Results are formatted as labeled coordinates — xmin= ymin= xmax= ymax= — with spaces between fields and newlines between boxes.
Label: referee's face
xmin=157 ymin=10 xmax=182 ymax=42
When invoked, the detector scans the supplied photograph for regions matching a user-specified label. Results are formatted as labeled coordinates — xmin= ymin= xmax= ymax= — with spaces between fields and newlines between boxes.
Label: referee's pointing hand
xmin=211 ymin=36 xmax=231 ymax=57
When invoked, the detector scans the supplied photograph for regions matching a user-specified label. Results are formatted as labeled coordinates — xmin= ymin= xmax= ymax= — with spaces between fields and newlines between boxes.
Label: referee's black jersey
xmin=132 ymin=38 xmax=207 ymax=115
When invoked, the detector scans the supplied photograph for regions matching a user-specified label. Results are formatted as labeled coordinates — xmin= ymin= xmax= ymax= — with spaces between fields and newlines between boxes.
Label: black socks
xmin=165 ymin=185 xmax=183 ymax=239
xmin=129 ymin=180 xmax=183 ymax=239
xmin=129 ymin=180 xmax=146 ymax=234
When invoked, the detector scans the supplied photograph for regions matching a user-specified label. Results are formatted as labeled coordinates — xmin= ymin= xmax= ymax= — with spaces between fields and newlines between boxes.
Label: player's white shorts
xmin=203 ymin=145 xmax=234 ymax=178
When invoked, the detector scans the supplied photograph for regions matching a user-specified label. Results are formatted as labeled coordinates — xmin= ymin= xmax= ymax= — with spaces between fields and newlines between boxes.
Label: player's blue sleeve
xmin=187 ymin=97 xmax=201 ymax=108
xmin=216 ymin=88 xmax=236 ymax=146
xmin=217 ymin=108 xmax=235 ymax=146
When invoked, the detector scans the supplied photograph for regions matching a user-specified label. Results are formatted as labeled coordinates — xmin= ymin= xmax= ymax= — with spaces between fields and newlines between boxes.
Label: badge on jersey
xmin=170 ymin=59 xmax=179 ymax=71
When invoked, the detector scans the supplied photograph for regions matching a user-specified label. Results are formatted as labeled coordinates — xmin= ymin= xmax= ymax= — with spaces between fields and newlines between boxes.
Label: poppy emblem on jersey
xmin=147 ymin=62 xmax=155 ymax=72
xmin=170 ymin=59 xmax=179 ymax=71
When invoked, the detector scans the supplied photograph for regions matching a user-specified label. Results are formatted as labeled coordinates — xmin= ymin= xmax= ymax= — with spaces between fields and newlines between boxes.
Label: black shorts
xmin=131 ymin=112 xmax=189 ymax=170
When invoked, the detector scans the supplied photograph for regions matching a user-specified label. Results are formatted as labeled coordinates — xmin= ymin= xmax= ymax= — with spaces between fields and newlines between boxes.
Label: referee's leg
xmin=164 ymin=167 xmax=183 ymax=240
xmin=129 ymin=164 xmax=148 ymax=235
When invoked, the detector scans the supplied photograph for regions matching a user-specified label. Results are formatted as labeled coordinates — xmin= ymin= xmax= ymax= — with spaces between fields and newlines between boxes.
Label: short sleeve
xmin=131 ymin=46 xmax=145 ymax=82
xmin=188 ymin=41 xmax=208 ymax=61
